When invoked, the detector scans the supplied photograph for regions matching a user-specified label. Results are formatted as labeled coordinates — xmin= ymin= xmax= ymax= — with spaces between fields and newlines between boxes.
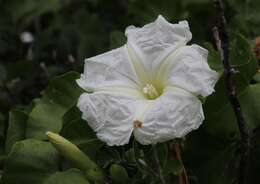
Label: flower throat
xmin=142 ymin=83 xmax=162 ymax=100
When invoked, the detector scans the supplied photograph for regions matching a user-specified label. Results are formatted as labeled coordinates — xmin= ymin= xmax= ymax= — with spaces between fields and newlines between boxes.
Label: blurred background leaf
xmin=1 ymin=139 xmax=59 ymax=184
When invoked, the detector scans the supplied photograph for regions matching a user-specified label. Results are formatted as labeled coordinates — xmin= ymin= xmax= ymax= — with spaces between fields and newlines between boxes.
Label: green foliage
xmin=240 ymin=83 xmax=260 ymax=129
xmin=1 ymin=72 xmax=104 ymax=184
xmin=5 ymin=109 xmax=27 ymax=153
xmin=43 ymin=169 xmax=90 ymax=184
xmin=203 ymin=42 xmax=223 ymax=74
xmin=0 ymin=0 xmax=260 ymax=183
xmin=109 ymin=164 xmax=129 ymax=183
xmin=46 ymin=132 xmax=105 ymax=183
xmin=2 ymin=139 xmax=59 ymax=184
xmin=228 ymin=0 xmax=260 ymax=36
xmin=7 ymin=0 xmax=69 ymax=23
xmin=184 ymin=130 xmax=237 ymax=184
xmin=61 ymin=107 xmax=104 ymax=159
xmin=26 ymin=72 xmax=82 ymax=139
xmin=203 ymin=32 xmax=258 ymax=141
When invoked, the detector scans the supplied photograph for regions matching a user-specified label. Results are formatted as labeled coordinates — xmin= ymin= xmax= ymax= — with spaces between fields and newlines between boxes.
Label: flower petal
xmin=157 ymin=44 xmax=219 ymax=97
xmin=125 ymin=15 xmax=192 ymax=74
xmin=76 ymin=46 xmax=141 ymax=92
xmin=133 ymin=87 xmax=204 ymax=145
xmin=77 ymin=92 xmax=147 ymax=146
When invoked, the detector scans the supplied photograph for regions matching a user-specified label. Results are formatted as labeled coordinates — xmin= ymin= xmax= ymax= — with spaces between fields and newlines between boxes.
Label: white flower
xmin=76 ymin=15 xmax=219 ymax=146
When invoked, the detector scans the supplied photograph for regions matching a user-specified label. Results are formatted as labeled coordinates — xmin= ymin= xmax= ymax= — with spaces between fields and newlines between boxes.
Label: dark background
xmin=1 ymin=0 xmax=259 ymax=113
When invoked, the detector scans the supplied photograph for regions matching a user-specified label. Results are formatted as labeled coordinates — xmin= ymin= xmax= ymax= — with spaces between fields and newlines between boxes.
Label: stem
xmin=152 ymin=144 xmax=166 ymax=184
xmin=213 ymin=1 xmax=250 ymax=183
xmin=174 ymin=143 xmax=189 ymax=184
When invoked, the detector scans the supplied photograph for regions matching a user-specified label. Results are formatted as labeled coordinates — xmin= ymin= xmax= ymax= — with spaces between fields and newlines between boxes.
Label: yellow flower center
xmin=142 ymin=83 xmax=161 ymax=100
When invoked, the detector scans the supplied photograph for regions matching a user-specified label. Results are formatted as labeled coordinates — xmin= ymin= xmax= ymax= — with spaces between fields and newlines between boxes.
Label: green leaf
xmin=43 ymin=169 xmax=90 ymax=184
xmin=110 ymin=164 xmax=129 ymax=183
xmin=229 ymin=33 xmax=258 ymax=91
xmin=203 ymin=33 xmax=258 ymax=140
xmin=204 ymin=82 xmax=260 ymax=140
xmin=125 ymin=148 xmax=135 ymax=163
xmin=132 ymin=142 xmax=157 ymax=181
xmin=203 ymin=42 xmax=223 ymax=74
xmin=61 ymin=107 xmax=103 ymax=160
xmin=96 ymin=147 xmax=121 ymax=168
xmin=156 ymin=143 xmax=168 ymax=169
xmin=2 ymin=139 xmax=59 ymax=184
xmin=203 ymin=77 xmax=239 ymax=140
xmin=5 ymin=109 xmax=27 ymax=153
xmin=239 ymin=83 xmax=260 ymax=129
xmin=26 ymin=71 xmax=83 ymax=139
xmin=184 ymin=130 xmax=236 ymax=184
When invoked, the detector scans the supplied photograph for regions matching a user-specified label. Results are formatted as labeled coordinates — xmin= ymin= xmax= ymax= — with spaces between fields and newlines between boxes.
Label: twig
xmin=213 ymin=1 xmax=250 ymax=184
xmin=152 ymin=144 xmax=166 ymax=184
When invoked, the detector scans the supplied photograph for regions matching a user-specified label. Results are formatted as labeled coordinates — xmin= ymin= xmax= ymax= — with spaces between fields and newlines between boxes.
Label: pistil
xmin=143 ymin=83 xmax=160 ymax=99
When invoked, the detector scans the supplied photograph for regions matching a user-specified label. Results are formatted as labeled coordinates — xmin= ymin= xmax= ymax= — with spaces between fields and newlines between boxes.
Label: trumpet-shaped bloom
xmin=77 ymin=15 xmax=219 ymax=146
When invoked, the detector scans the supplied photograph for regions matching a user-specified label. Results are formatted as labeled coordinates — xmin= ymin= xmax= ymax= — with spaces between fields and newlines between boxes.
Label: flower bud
xmin=46 ymin=131 xmax=104 ymax=183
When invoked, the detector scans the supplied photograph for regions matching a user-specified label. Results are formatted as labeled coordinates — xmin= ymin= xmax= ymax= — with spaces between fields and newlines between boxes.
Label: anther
xmin=142 ymin=83 xmax=159 ymax=99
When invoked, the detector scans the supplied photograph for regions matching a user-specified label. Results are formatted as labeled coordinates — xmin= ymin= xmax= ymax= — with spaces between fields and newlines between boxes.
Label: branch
xmin=152 ymin=144 xmax=167 ymax=184
xmin=212 ymin=0 xmax=250 ymax=183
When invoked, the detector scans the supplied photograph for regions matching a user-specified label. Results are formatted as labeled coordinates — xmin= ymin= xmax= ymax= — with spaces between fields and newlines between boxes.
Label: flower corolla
xmin=77 ymin=15 xmax=219 ymax=146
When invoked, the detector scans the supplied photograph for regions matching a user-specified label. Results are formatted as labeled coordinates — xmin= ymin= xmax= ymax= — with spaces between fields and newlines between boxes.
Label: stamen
xmin=143 ymin=83 xmax=159 ymax=99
